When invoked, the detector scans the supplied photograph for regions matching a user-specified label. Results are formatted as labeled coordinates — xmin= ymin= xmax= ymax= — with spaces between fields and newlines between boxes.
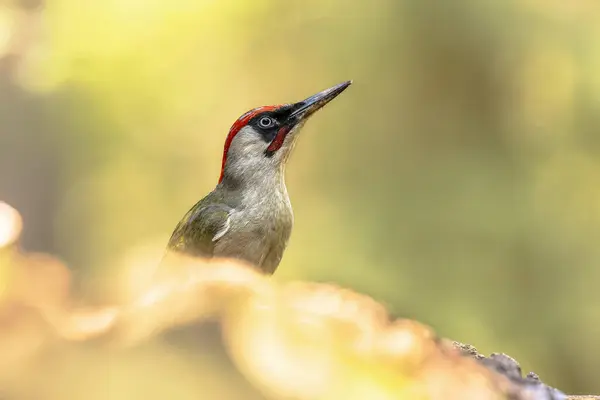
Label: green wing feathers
xmin=167 ymin=203 xmax=232 ymax=258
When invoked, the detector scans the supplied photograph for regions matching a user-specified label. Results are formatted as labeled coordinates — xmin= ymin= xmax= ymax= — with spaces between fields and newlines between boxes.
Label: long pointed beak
xmin=289 ymin=80 xmax=352 ymax=120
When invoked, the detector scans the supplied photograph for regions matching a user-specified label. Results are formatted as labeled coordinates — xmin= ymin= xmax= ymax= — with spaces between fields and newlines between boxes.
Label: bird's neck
xmin=219 ymin=164 xmax=288 ymax=200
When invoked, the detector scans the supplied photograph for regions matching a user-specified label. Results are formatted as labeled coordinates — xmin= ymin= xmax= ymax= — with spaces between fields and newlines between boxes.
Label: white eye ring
xmin=258 ymin=117 xmax=275 ymax=128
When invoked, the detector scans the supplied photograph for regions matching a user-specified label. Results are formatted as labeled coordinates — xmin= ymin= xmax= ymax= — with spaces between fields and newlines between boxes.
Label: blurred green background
xmin=1 ymin=0 xmax=600 ymax=394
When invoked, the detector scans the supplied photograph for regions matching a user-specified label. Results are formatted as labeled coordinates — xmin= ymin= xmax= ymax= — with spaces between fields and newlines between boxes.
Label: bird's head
xmin=218 ymin=81 xmax=352 ymax=186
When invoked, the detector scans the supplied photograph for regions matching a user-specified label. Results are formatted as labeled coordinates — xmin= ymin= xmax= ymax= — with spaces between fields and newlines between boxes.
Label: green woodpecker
xmin=166 ymin=81 xmax=352 ymax=274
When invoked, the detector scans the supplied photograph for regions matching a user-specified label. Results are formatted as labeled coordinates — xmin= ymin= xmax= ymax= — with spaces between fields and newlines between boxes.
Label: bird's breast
xmin=222 ymin=194 xmax=293 ymax=272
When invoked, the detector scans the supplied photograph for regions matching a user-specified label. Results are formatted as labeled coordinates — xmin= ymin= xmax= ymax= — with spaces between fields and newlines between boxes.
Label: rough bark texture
xmin=454 ymin=342 xmax=599 ymax=400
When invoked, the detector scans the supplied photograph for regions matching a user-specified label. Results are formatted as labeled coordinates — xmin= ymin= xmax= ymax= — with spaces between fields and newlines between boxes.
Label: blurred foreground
xmin=0 ymin=201 xmax=594 ymax=399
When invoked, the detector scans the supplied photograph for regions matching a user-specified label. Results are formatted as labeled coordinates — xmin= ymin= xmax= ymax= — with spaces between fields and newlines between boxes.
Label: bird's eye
xmin=258 ymin=117 xmax=275 ymax=128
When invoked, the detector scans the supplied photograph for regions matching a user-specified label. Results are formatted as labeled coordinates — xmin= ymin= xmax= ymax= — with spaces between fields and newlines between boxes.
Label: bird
xmin=165 ymin=81 xmax=352 ymax=274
